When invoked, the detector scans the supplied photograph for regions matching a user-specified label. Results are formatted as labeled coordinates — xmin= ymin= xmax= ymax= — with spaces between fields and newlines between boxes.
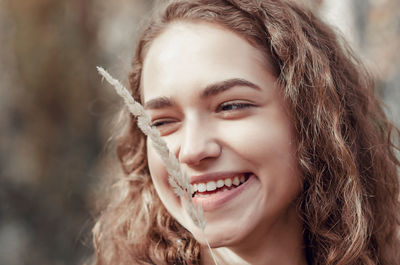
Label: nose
xmin=177 ymin=119 xmax=221 ymax=166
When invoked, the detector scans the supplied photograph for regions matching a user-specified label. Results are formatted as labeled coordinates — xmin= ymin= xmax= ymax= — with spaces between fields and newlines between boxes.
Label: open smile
xmin=190 ymin=172 xmax=255 ymax=211
xmin=191 ymin=172 xmax=251 ymax=197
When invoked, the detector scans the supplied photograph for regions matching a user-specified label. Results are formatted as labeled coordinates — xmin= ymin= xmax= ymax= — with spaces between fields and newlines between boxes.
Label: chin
xmin=187 ymin=219 xmax=255 ymax=248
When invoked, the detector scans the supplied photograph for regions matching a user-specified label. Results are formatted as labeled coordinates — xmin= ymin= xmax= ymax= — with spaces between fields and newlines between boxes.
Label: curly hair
xmin=92 ymin=0 xmax=400 ymax=264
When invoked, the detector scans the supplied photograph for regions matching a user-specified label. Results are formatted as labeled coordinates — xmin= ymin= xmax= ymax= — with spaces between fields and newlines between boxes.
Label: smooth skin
xmin=142 ymin=21 xmax=307 ymax=265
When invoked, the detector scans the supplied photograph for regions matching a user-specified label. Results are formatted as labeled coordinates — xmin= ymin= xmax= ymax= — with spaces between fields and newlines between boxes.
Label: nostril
xmin=185 ymin=145 xmax=221 ymax=163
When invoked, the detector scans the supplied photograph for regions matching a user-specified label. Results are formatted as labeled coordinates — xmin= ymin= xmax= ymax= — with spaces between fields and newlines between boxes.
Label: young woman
xmin=93 ymin=0 xmax=400 ymax=264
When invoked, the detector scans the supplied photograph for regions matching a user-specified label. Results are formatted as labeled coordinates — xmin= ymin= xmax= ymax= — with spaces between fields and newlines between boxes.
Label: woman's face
xmin=142 ymin=21 xmax=302 ymax=247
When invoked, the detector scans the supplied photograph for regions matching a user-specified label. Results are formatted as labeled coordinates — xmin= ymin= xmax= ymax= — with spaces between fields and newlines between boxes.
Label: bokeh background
xmin=0 ymin=0 xmax=399 ymax=264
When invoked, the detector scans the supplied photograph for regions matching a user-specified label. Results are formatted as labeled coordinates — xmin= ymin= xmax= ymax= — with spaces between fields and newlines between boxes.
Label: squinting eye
xmin=216 ymin=101 xmax=254 ymax=112
xmin=151 ymin=119 xmax=175 ymax=127
xmin=150 ymin=118 xmax=180 ymax=136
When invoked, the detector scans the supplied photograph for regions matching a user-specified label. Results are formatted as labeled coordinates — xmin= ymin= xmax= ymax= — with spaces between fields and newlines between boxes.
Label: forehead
xmin=141 ymin=21 xmax=273 ymax=101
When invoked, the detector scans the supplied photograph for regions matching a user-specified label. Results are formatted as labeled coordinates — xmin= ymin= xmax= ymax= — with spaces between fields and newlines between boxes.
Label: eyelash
xmin=151 ymin=101 xmax=255 ymax=127
xmin=151 ymin=120 xmax=175 ymax=127
xmin=216 ymin=101 xmax=254 ymax=112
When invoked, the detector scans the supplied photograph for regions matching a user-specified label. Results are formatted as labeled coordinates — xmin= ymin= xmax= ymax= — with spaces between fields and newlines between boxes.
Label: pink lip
xmin=190 ymin=171 xmax=249 ymax=184
xmin=192 ymin=174 xmax=256 ymax=211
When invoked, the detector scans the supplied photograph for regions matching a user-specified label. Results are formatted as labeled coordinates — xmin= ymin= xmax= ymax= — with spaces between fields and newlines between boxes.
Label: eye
xmin=150 ymin=118 xmax=180 ymax=136
xmin=151 ymin=119 xmax=176 ymax=128
xmin=216 ymin=101 xmax=255 ymax=112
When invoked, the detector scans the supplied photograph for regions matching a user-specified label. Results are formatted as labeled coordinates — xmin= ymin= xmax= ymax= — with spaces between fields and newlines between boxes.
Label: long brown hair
xmin=92 ymin=0 xmax=400 ymax=264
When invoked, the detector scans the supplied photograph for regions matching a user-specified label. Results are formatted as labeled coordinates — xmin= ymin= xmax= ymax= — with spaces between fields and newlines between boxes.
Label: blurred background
xmin=0 ymin=0 xmax=399 ymax=264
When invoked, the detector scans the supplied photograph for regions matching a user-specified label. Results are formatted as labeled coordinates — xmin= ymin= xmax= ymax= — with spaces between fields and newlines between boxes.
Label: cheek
xmin=219 ymin=112 xmax=296 ymax=165
xmin=218 ymin=110 xmax=302 ymax=197
xmin=147 ymin=141 xmax=184 ymax=213
xmin=147 ymin=141 xmax=162 ymax=183
xmin=146 ymin=141 xmax=176 ymax=203
xmin=147 ymin=140 xmax=195 ymax=232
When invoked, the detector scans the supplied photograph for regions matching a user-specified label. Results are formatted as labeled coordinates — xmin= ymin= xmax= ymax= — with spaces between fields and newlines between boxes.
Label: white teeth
xmin=206 ymin=181 xmax=217 ymax=191
xmin=240 ymin=175 xmax=245 ymax=183
xmin=197 ymin=183 xmax=207 ymax=192
xmin=190 ymin=174 xmax=250 ymax=195
xmin=216 ymin=179 xmax=225 ymax=188
xmin=233 ymin=176 xmax=240 ymax=186
xmin=225 ymin=178 xmax=232 ymax=187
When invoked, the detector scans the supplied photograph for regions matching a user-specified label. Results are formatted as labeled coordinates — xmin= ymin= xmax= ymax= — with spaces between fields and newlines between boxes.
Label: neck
xmin=201 ymin=204 xmax=307 ymax=265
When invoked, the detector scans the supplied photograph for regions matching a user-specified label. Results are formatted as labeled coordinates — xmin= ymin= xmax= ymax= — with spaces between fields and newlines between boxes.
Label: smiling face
xmin=142 ymin=21 xmax=303 ymax=247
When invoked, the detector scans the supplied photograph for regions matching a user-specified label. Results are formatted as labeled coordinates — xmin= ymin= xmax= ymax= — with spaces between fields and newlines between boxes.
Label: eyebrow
xmin=201 ymin=78 xmax=261 ymax=98
xmin=144 ymin=78 xmax=261 ymax=110
xmin=144 ymin=96 xmax=174 ymax=110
